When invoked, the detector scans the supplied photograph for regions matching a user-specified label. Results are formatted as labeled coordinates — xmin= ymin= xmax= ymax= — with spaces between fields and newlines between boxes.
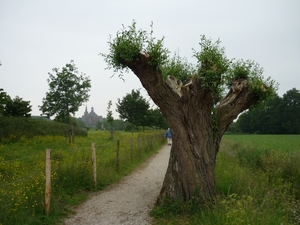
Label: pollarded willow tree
xmin=101 ymin=22 xmax=277 ymax=205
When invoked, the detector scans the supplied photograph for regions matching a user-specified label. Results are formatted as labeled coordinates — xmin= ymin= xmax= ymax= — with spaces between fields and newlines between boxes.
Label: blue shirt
xmin=166 ymin=129 xmax=172 ymax=138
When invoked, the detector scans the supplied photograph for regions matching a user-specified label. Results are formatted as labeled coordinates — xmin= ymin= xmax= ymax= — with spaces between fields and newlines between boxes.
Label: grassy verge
xmin=0 ymin=130 xmax=165 ymax=225
xmin=151 ymin=135 xmax=300 ymax=225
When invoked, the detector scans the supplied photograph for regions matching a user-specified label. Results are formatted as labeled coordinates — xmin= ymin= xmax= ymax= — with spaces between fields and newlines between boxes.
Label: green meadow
xmin=2 ymin=133 xmax=300 ymax=225
xmin=224 ymin=134 xmax=299 ymax=153
xmin=0 ymin=130 xmax=165 ymax=225
xmin=152 ymin=135 xmax=300 ymax=225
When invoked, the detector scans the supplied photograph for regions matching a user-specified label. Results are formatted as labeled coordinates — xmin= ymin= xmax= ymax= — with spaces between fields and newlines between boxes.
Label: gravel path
xmin=64 ymin=145 xmax=170 ymax=225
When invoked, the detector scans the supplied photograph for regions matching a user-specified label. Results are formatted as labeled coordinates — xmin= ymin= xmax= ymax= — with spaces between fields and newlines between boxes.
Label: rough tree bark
xmin=124 ymin=52 xmax=260 ymax=205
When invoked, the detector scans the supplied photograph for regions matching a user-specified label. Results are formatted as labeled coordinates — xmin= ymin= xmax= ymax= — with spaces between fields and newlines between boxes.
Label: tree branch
xmin=215 ymin=79 xmax=259 ymax=138
xmin=123 ymin=52 xmax=183 ymax=109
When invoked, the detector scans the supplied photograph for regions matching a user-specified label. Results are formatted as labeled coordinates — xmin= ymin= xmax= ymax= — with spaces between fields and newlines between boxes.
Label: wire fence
xmin=0 ymin=132 xmax=165 ymax=223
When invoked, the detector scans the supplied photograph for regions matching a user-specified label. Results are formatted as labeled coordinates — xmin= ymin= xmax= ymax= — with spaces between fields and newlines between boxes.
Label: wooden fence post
xmin=139 ymin=137 xmax=142 ymax=157
xmin=45 ymin=149 xmax=51 ymax=216
xmin=130 ymin=138 xmax=133 ymax=161
xmin=92 ymin=143 xmax=97 ymax=189
xmin=146 ymin=137 xmax=149 ymax=151
xmin=150 ymin=135 xmax=153 ymax=149
xmin=116 ymin=140 xmax=120 ymax=173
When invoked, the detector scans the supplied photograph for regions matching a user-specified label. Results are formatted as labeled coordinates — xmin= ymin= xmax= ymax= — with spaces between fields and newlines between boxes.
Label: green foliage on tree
xmin=114 ymin=90 xmax=167 ymax=130
xmin=4 ymin=96 xmax=32 ymax=117
xmin=116 ymin=89 xmax=150 ymax=129
xmin=101 ymin=21 xmax=169 ymax=78
xmin=147 ymin=108 xmax=168 ymax=129
xmin=160 ymin=53 xmax=196 ymax=83
xmin=101 ymin=21 xmax=277 ymax=105
xmin=39 ymin=60 xmax=91 ymax=125
xmin=0 ymin=88 xmax=10 ymax=115
xmin=281 ymin=88 xmax=300 ymax=133
xmin=236 ymin=88 xmax=300 ymax=134
xmin=0 ymin=89 xmax=32 ymax=117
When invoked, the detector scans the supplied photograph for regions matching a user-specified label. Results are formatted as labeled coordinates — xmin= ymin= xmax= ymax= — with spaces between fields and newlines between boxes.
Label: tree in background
xmin=39 ymin=60 xmax=91 ymax=142
xmin=148 ymin=108 xmax=168 ymax=129
xmin=237 ymin=94 xmax=282 ymax=134
xmin=0 ymin=88 xmax=10 ymax=116
xmin=101 ymin=21 xmax=277 ymax=205
xmin=236 ymin=88 xmax=300 ymax=134
xmin=0 ymin=89 xmax=32 ymax=117
xmin=281 ymin=88 xmax=300 ymax=133
xmin=116 ymin=89 xmax=150 ymax=131
xmin=4 ymin=96 xmax=32 ymax=118
xmin=106 ymin=100 xmax=114 ymax=139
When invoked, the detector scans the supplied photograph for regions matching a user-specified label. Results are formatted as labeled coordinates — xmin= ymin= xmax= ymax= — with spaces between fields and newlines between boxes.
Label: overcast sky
xmin=1 ymin=0 xmax=299 ymax=118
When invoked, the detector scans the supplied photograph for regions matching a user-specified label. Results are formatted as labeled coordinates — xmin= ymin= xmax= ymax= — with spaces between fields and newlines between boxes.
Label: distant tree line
xmin=228 ymin=88 xmax=300 ymax=134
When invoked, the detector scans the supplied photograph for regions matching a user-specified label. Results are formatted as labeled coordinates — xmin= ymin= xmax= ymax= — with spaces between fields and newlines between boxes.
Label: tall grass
xmin=152 ymin=135 xmax=300 ymax=225
xmin=0 ymin=130 xmax=165 ymax=225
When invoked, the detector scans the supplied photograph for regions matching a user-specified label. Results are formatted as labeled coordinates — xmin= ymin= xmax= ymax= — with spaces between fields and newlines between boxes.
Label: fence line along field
xmin=0 ymin=130 xmax=165 ymax=225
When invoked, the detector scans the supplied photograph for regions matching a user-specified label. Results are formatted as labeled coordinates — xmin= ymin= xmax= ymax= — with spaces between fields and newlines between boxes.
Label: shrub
xmin=0 ymin=116 xmax=87 ymax=143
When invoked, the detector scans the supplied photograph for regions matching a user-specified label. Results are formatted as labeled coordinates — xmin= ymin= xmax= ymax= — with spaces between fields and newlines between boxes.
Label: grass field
xmin=224 ymin=134 xmax=300 ymax=152
xmin=0 ymin=130 xmax=165 ymax=225
xmin=152 ymin=134 xmax=300 ymax=225
xmin=2 ymin=133 xmax=299 ymax=224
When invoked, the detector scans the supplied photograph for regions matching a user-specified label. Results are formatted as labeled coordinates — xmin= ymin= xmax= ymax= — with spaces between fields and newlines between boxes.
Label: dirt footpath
xmin=64 ymin=145 xmax=170 ymax=225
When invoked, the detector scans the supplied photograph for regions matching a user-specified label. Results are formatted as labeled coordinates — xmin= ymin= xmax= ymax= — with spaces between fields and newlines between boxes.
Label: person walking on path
xmin=166 ymin=128 xmax=172 ymax=146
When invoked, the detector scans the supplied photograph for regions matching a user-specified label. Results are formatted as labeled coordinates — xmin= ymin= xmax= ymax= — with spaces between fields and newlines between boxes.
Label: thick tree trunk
xmin=124 ymin=52 xmax=261 ymax=205
xmin=157 ymin=117 xmax=217 ymax=204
